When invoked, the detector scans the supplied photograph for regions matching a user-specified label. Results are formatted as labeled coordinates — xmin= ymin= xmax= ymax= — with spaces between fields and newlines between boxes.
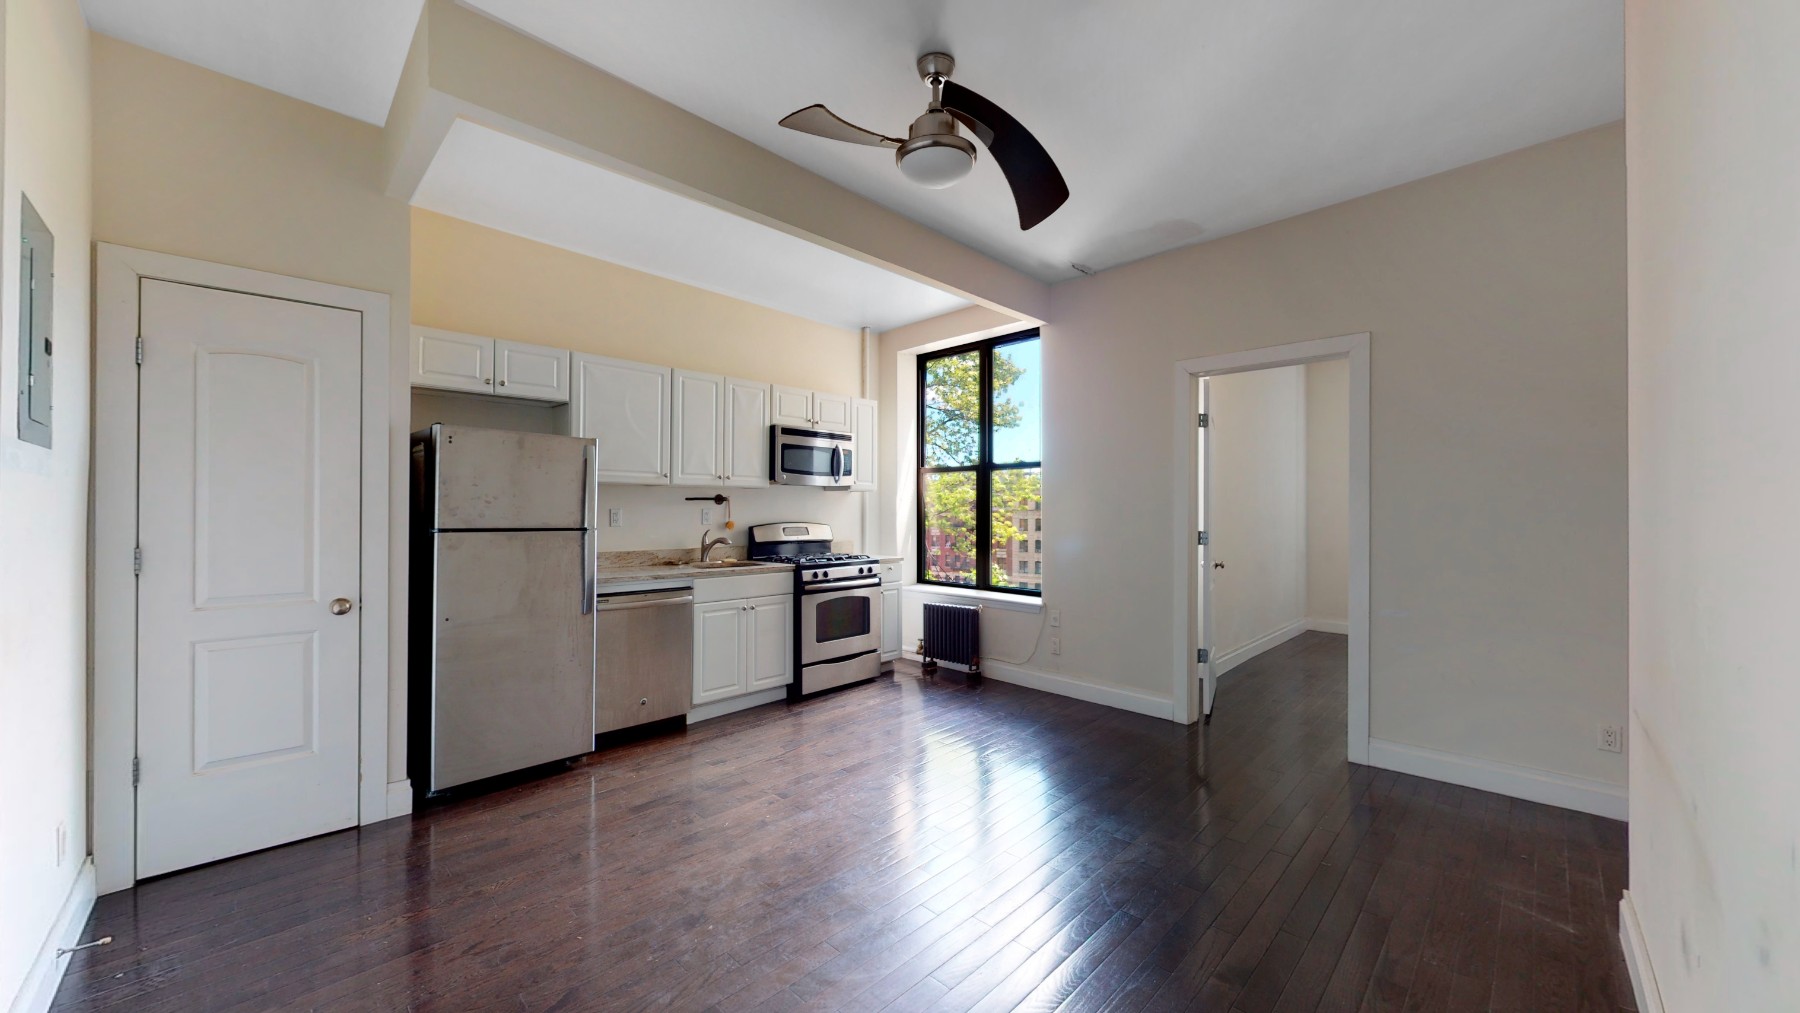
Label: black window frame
xmin=916 ymin=328 xmax=1042 ymax=596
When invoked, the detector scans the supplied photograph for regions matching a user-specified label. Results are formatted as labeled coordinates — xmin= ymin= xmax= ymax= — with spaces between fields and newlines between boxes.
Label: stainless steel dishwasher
xmin=594 ymin=586 xmax=695 ymax=735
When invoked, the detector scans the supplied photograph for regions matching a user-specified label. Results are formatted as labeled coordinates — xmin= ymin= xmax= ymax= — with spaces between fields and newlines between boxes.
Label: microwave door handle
xmin=831 ymin=446 xmax=842 ymax=483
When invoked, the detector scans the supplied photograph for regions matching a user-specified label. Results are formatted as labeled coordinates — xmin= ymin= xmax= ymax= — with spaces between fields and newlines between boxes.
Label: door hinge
xmin=132 ymin=757 xmax=141 ymax=787
xmin=1196 ymin=531 xmax=1209 ymax=546
xmin=1197 ymin=413 xmax=1209 ymax=428
xmin=133 ymin=546 xmax=142 ymax=574
xmin=135 ymin=336 xmax=143 ymax=365
xmin=1197 ymin=648 xmax=1210 ymax=664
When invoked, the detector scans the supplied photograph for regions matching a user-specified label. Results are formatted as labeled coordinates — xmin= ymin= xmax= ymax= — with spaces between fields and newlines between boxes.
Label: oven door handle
xmin=803 ymin=577 xmax=881 ymax=593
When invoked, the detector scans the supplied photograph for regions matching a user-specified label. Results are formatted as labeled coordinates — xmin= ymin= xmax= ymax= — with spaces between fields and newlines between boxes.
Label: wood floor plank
xmin=47 ymin=635 xmax=1634 ymax=1013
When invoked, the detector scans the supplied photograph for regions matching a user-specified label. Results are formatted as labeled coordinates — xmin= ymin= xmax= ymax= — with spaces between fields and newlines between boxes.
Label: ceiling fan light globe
xmin=897 ymin=135 xmax=976 ymax=189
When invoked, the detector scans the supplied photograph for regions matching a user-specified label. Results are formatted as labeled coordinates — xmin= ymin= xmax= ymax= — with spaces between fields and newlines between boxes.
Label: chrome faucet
xmin=700 ymin=528 xmax=731 ymax=562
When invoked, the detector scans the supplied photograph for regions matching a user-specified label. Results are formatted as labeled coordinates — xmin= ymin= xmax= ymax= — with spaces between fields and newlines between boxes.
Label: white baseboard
xmin=8 ymin=858 xmax=96 ymax=1013
xmin=1215 ymin=619 xmax=1310 ymax=677
xmin=385 ymin=780 xmax=413 ymax=820
xmin=1367 ymin=738 xmax=1628 ymax=820
xmin=687 ymin=686 xmax=787 ymax=724
xmin=1619 ymin=890 xmax=1664 ymax=1013
xmin=1306 ymin=618 xmax=1349 ymax=635
xmin=979 ymin=661 xmax=1175 ymax=721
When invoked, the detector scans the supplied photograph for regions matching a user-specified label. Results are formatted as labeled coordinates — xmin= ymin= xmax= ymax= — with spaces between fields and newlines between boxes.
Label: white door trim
xmin=1170 ymin=332 xmax=1371 ymax=765
xmin=93 ymin=243 xmax=392 ymax=894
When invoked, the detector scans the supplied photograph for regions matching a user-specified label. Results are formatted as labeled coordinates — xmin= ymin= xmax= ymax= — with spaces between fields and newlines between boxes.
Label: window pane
xmin=989 ymin=467 xmax=1043 ymax=591
xmin=923 ymin=472 xmax=977 ymax=585
xmin=991 ymin=338 xmax=1041 ymax=465
xmin=922 ymin=351 xmax=982 ymax=467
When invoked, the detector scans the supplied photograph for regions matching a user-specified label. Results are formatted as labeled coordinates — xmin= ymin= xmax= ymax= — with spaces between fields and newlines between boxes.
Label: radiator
xmin=922 ymin=602 xmax=981 ymax=673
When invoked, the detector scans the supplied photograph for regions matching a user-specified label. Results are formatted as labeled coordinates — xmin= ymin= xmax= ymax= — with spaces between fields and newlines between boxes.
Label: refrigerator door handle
xmin=581 ymin=444 xmax=596 ymax=615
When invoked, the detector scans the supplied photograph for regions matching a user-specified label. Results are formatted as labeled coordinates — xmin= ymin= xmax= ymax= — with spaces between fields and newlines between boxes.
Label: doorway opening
xmin=1172 ymin=333 xmax=1370 ymax=764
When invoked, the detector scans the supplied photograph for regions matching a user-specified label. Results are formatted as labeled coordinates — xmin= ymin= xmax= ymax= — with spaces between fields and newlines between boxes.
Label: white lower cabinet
xmin=693 ymin=594 xmax=793 ymax=704
xmin=881 ymin=585 xmax=901 ymax=662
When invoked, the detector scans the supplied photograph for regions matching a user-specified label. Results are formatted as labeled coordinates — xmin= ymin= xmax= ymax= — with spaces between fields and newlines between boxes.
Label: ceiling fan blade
xmin=941 ymin=81 xmax=1070 ymax=230
xmin=778 ymin=104 xmax=902 ymax=148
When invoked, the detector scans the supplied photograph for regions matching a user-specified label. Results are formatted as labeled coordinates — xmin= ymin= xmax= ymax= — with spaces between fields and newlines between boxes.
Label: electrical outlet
xmin=1598 ymin=724 xmax=1622 ymax=753
xmin=1049 ymin=637 xmax=1061 ymax=655
xmin=701 ymin=507 xmax=713 ymax=525
xmin=1049 ymin=610 xmax=1061 ymax=628
xmin=608 ymin=508 xmax=622 ymax=528
xmin=55 ymin=821 xmax=67 ymax=866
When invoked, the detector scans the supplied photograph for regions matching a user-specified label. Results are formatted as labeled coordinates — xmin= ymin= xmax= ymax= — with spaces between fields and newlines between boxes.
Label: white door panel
xmin=746 ymin=595 xmax=793 ymax=691
xmin=693 ymin=601 xmax=746 ymax=704
xmin=850 ymin=397 xmax=878 ymax=492
xmin=412 ymin=326 xmax=491 ymax=393
xmin=770 ymin=384 xmax=814 ymax=427
xmin=671 ymin=370 xmax=725 ymax=486
xmin=137 ymin=279 xmax=362 ymax=878
xmin=495 ymin=339 xmax=570 ymax=402
xmin=813 ymin=391 xmax=853 ymax=432
xmin=723 ymin=378 xmax=770 ymax=487
xmin=572 ymin=355 xmax=671 ymax=484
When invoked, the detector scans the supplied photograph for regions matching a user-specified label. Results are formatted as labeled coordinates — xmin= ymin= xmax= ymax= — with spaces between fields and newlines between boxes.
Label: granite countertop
xmin=594 ymin=548 xmax=792 ymax=588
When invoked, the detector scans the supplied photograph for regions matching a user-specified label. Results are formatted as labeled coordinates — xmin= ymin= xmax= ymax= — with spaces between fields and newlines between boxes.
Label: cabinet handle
xmin=499 ymin=379 xmax=507 ymax=386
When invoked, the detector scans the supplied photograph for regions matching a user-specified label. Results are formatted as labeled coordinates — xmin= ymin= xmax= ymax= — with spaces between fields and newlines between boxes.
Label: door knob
xmin=329 ymin=598 xmax=354 ymax=615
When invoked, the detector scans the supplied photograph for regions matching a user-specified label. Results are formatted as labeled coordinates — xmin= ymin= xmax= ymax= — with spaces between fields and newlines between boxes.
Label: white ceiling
xmin=81 ymin=0 xmax=425 ymax=125
xmin=412 ymin=120 xmax=973 ymax=332
xmin=462 ymin=0 xmax=1623 ymax=282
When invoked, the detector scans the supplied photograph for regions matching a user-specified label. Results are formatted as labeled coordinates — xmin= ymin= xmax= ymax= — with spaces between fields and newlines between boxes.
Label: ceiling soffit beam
xmin=382 ymin=0 xmax=1048 ymax=324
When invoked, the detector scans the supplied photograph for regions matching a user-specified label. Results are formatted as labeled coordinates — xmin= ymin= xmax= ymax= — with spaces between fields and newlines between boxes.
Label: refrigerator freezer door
xmin=427 ymin=529 xmax=596 ymax=791
xmin=428 ymin=425 xmax=595 ymax=530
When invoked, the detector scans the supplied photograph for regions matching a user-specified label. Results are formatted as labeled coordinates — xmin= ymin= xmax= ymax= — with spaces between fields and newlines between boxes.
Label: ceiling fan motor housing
xmin=897 ymin=109 xmax=976 ymax=188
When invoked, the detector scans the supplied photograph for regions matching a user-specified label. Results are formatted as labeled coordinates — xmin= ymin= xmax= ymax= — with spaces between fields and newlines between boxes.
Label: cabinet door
xmin=494 ymin=339 xmax=571 ymax=402
xmin=723 ymin=378 xmax=771 ymax=487
xmin=814 ymin=391 xmax=854 ymax=433
xmin=850 ymin=397 xmax=878 ymax=491
xmin=571 ymin=354 xmax=671 ymax=484
xmin=412 ymin=327 xmax=492 ymax=394
xmin=693 ymin=600 xmax=747 ymax=704
xmin=881 ymin=586 xmax=901 ymax=661
xmin=770 ymin=384 xmax=815 ymax=428
xmin=671 ymin=370 xmax=726 ymax=486
xmin=745 ymin=595 xmax=794 ymax=691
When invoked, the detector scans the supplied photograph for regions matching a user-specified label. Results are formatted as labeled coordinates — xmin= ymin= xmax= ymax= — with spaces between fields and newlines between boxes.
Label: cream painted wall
xmin=90 ymin=34 xmax=415 ymax=786
xmin=1207 ymin=366 xmax=1307 ymax=664
xmin=0 ymin=0 xmax=90 ymax=1005
xmin=1626 ymin=1 xmax=1800 ymax=1008
xmin=410 ymin=208 xmax=871 ymax=553
xmin=882 ymin=124 xmax=1625 ymax=784
xmin=1305 ymin=359 xmax=1350 ymax=626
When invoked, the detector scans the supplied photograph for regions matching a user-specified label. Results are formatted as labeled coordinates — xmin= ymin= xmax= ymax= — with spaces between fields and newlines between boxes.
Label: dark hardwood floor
xmin=54 ymin=632 xmax=1634 ymax=1011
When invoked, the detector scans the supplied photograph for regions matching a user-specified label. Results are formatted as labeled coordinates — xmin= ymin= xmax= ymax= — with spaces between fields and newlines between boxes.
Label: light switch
xmin=608 ymin=508 xmax=622 ymax=528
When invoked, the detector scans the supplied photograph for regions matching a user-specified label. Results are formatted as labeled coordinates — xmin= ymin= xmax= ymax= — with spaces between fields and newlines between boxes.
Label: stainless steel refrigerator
xmin=410 ymin=424 xmax=597 ymax=795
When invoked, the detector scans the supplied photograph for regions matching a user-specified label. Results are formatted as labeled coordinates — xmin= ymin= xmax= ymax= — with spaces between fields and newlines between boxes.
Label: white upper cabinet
xmin=671 ymin=369 xmax=725 ymax=486
xmin=724 ymin=378 xmax=771 ymax=487
xmin=494 ymin=339 xmax=571 ymax=402
xmin=570 ymin=354 xmax=671 ymax=485
xmin=770 ymin=385 xmax=815 ymax=428
xmin=412 ymin=327 xmax=569 ymax=403
xmin=412 ymin=327 xmax=492 ymax=394
xmin=814 ymin=391 xmax=853 ymax=432
xmin=771 ymin=384 xmax=853 ymax=433
xmin=851 ymin=397 xmax=878 ymax=492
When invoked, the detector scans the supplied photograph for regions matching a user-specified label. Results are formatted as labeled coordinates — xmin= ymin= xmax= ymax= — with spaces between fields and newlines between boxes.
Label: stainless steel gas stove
xmin=747 ymin=523 xmax=882 ymax=698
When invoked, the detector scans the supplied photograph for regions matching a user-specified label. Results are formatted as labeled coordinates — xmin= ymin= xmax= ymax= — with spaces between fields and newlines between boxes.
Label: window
xmin=1018 ymin=560 xmax=1028 ymax=574
xmin=919 ymin=330 xmax=1042 ymax=594
xmin=1034 ymin=539 xmax=1042 ymax=553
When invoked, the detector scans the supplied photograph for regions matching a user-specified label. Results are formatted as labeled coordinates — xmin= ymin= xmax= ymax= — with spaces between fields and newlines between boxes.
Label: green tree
xmin=922 ymin=344 xmax=1041 ymax=587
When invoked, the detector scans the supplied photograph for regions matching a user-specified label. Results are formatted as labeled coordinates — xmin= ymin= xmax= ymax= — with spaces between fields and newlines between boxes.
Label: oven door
xmin=800 ymin=583 xmax=881 ymax=664
xmin=772 ymin=428 xmax=855 ymax=487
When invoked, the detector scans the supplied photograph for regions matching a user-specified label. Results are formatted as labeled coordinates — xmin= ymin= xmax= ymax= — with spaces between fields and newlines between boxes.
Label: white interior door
xmin=1198 ymin=378 xmax=1217 ymax=721
xmin=135 ymin=279 xmax=363 ymax=878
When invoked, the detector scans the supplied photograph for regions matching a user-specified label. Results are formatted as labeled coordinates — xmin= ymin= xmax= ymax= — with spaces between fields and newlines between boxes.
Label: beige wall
xmin=884 ymin=124 xmax=1626 ymax=786
xmin=1626 ymin=1 xmax=1800 ymax=1008
xmin=0 ymin=0 xmax=90 ymax=1004
xmin=1207 ymin=366 xmax=1307 ymax=666
xmin=90 ymin=34 xmax=415 ymax=787
xmin=411 ymin=208 xmax=872 ymax=553
xmin=1305 ymin=359 xmax=1350 ymax=626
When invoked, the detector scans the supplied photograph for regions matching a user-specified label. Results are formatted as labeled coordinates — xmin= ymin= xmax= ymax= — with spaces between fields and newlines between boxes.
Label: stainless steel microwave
xmin=770 ymin=426 xmax=856 ymax=488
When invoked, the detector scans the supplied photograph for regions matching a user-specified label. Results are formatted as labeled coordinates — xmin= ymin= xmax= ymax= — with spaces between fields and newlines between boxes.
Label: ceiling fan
xmin=778 ymin=53 xmax=1070 ymax=231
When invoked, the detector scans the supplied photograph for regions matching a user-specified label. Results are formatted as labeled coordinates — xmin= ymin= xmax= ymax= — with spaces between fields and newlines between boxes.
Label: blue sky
xmin=993 ymin=338 xmax=1041 ymax=464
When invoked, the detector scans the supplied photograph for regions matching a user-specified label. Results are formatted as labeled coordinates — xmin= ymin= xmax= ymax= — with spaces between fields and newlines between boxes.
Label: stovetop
xmin=755 ymin=552 xmax=875 ymax=567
